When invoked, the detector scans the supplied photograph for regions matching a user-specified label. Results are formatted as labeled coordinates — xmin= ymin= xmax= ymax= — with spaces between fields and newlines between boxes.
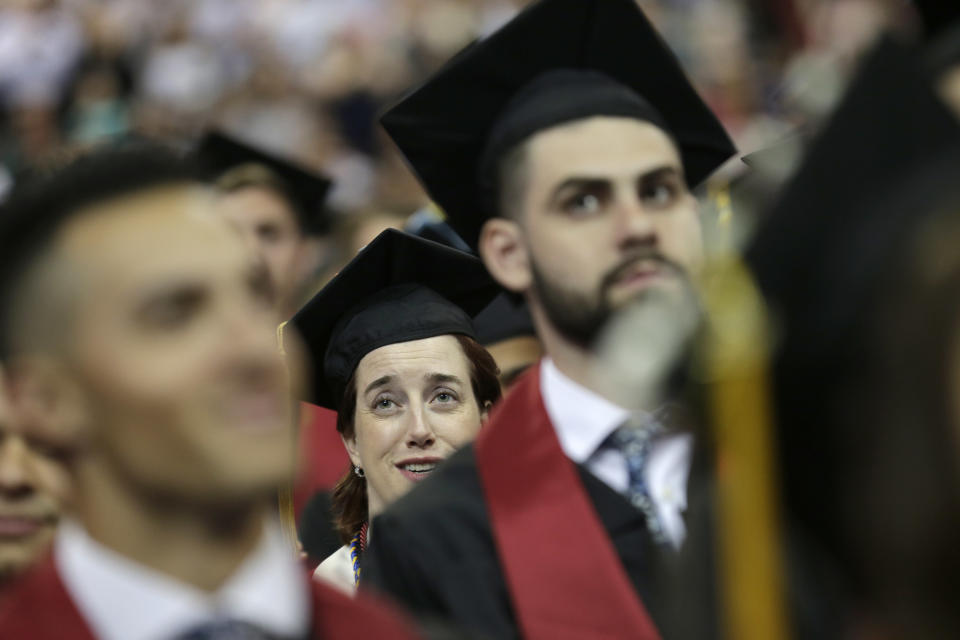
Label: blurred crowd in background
xmin=0 ymin=0 xmax=926 ymax=250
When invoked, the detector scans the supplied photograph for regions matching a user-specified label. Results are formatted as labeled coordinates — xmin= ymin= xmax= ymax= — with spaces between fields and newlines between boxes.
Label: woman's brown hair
xmin=329 ymin=334 xmax=501 ymax=544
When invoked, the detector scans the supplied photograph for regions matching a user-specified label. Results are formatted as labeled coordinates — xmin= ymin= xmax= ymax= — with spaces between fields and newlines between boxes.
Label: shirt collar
xmin=55 ymin=518 xmax=310 ymax=640
xmin=540 ymin=357 xmax=632 ymax=463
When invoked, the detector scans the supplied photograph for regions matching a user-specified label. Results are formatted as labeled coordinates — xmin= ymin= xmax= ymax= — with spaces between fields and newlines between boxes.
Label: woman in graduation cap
xmin=288 ymin=228 xmax=502 ymax=593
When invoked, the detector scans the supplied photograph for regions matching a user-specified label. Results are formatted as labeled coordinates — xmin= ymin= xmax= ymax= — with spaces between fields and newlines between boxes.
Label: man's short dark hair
xmin=0 ymin=141 xmax=200 ymax=359
xmin=495 ymin=141 xmax=530 ymax=222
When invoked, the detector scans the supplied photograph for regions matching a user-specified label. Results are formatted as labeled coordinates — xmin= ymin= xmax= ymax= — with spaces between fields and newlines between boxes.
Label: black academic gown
xmin=364 ymin=442 xmax=690 ymax=640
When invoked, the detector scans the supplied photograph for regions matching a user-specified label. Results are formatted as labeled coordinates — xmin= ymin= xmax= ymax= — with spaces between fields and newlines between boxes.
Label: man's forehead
xmin=56 ymin=184 xmax=249 ymax=275
xmin=525 ymin=116 xmax=682 ymax=179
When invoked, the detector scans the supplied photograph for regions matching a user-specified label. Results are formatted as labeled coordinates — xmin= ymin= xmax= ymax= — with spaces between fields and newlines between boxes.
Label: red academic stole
xmin=475 ymin=364 xmax=662 ymax=640
xmin=0 ymin=555 xmax=96 ymax=640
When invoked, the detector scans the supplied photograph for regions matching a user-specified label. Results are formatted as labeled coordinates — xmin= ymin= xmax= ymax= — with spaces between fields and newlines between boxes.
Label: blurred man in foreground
xmin=0 ymin=364 xmax=69 ymax=594
xmin=0 ymin=143 xmax=418 ymax=639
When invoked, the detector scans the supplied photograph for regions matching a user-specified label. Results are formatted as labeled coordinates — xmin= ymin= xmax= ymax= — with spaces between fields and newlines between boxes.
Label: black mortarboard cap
xmin=380 ymin=0 xmax=736 ymax=249
xmin=404 ymin=214 xmax=472 ymax=252
xmin=473 ymin=293 xmax=536 ymax=346
xmin=290 ymin=229 xmax=500 ymax=409
xmin=194 ymin=131 xmax=333 ymax=234
xmin=913 ymin=0 xmax=960 ymax=41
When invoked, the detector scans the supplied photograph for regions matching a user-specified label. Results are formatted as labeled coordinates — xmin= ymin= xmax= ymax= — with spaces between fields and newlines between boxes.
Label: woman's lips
xmin=395 ymin=457 xmax=444 ymax=483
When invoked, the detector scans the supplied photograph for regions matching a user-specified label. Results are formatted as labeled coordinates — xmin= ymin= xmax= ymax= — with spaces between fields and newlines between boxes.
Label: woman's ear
xmin=340 ymin=432 xmax=362 ymax=469
xmin=480 ymin=400 xmax=492 ymax=423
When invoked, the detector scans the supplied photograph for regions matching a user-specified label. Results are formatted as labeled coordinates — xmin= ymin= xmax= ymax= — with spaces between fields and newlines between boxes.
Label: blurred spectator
xmin=0 ymin=364 xmax=71 ymax=594
xmin=136 ymin=9 xmax=224 ymax=133
xmin=64 ymin=56 xmax=131 ymax=145
xmin=0 ymin=0 xmax=84 ymax=109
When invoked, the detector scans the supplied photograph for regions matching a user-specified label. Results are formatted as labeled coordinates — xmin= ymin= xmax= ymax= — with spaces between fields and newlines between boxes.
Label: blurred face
xmin=215 ymin=186 xmax=305 ymax=308
xmin=344 ymin=335 xmax=485 ymax=518
xmin=938 ymin=65 xmax=960 ymax=119
xmin=55 ymin=186 xmax=296 ymax=506
xmin=0 ymin=368 xmax=70 ymax=583
xmin=482 ymin=117 xmax=702 ymax=348
xmin=484 ymin=335 xmax=543 ymax=390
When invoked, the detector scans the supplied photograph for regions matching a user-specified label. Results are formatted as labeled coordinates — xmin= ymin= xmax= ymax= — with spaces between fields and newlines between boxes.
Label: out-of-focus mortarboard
xmin=380 ymin=0 xmax=736 ymax=249
xmin=913 ymin=0 xmax=960 ymax=42
xmin=290 ymin=229 xmax=500 ymax=409
xmin=194 ymin=131 xmax=333 ymax=234
xmin=745 ymin=36 xmax=960 ymax=583
xmin=748 ymin=37 xmax=960 ymax=327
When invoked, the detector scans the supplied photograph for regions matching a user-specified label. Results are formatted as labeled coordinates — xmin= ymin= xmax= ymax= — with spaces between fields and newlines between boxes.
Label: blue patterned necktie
xmin=172 ymin=620 xmax=295 ymax=640
xmin=604 ymin=412 xmax=669 ymax=545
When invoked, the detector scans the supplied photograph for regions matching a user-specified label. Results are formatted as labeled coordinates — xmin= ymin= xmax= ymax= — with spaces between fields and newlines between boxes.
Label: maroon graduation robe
xmin=366 ymin=364 xmax=666 ymax=639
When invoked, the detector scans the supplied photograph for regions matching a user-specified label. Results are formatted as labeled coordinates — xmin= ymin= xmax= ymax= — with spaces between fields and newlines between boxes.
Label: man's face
xmin=498 ymin=116 xmax=702 ymax=348
xmin=55 ymin=186 xmax=297 ymax=507
xmin=215 ymin=186 xmax=306 ymax=310
xmin=0 ymin=367 xmax=70 ymax=582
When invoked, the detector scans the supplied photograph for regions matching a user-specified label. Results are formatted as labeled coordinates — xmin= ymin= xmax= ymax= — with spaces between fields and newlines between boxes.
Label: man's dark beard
xmin=531 ymin=251 xmax=688 ymax=349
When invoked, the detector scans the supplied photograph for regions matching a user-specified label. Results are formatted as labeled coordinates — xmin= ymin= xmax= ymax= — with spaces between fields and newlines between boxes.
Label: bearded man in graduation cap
xmin=363 ymin=1 xmax=736 ymax=638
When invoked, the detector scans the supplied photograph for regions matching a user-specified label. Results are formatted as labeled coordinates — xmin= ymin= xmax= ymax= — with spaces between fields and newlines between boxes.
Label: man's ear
xmin=4 ymin=355 xmax=90 ymax=446
xmin=478 ymin=218 xmax=532 ymax=293
xmin=340 ymin=432 xmax=362 ymax=469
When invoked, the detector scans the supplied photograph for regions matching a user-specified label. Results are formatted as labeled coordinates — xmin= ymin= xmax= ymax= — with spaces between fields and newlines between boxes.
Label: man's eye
xmin=642 ymin=182 xmax=678 ymax=207
xmin=563 ymin=192 xmax=602 ymax=215
xmin=257 ymin=225 xmax=281 ymax=243
xmin=27 ymin=438 xmax=73 ymax=463
xmin=141 ymin=292 xmax=203 ymax=329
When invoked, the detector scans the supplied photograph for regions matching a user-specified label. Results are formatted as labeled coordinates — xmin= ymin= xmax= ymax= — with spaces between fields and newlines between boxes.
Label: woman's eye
xmin=432 ymin=390 xmax=459 ymax=405
xmin=372 ymin=396 xmax=397 ymax=412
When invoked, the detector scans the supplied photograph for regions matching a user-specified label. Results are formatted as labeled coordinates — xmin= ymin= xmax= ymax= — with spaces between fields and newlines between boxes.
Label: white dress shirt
xmin=540 ymin=358 xmax=693 ymax=548
xmin=313 ymin=544 xmax=356 ymax=596
xmin=56 ymin=518 xmax=310 ymax=640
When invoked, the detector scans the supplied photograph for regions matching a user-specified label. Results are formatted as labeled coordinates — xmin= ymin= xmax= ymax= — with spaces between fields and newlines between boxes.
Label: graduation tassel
xmin=699 ymin=256 xmax=789 ymax=640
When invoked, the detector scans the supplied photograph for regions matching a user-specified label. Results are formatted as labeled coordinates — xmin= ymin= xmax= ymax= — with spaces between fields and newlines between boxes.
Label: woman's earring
xmin=354 ymin=466 xmax=365 ymax=478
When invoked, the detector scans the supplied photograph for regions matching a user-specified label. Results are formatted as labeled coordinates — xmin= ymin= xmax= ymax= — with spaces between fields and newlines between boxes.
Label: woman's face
xmin=344 ymin=335 xmax=486 ymax=519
